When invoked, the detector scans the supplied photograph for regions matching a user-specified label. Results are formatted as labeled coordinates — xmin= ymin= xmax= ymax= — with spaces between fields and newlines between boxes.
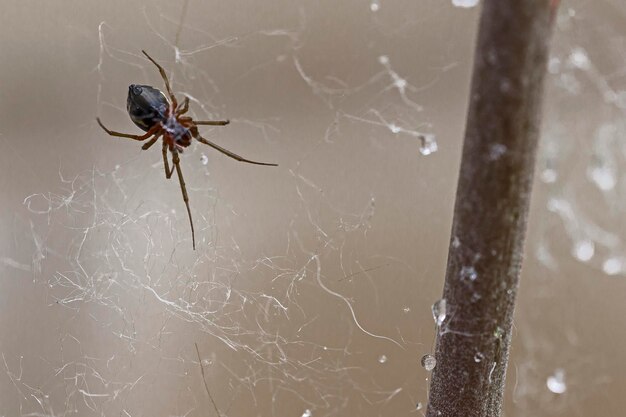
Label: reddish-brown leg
xmin=194 ymin=120 xmax=230 ymax=126
xmin=142 ymin=134 xmax=161 ymax=150
xmin=142 ymin=50 xmax=178 ymax=109
xmin=190 ymin=126 xmax=277 ymax=166
xmin=176 ymin=97 xmax=189 ymax=116
xmin=97 ymin=118 xmax=159 ymax=141
xmin=162 ymin=143 xmax=195 ymax=249
xmin=162 ymin=142 xmax=176 ymax=179
xmin=171 ymin=148 xmax=196 ymax=250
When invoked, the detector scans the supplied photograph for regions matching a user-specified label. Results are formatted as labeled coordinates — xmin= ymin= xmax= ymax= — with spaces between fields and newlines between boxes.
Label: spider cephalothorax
xmin=97 ymin=50 xmax=277 ymax=250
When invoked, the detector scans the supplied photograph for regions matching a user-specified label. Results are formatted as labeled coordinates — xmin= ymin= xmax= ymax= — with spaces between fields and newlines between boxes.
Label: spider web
xmin=510 ymin=3 xmax=626 ymax=415
xmin=2 ymin=1 xmax=626 ymax=416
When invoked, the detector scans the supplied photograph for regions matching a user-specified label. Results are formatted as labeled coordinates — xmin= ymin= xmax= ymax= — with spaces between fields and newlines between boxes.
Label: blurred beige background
xmin=1 ymin=0 xmax=625 ymax=416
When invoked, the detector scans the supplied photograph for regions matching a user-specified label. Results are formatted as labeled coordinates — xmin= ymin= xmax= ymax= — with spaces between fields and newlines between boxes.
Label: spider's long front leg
xmin=170 ymin=148 xmax=196 ymax=250
xmin=178 ymin=113 xmax=228 ymax=126
xmin=191 ymin=127 xmax=277 ymax=167
xmin=97 ymin=118 xmax=159 ymax=141
xmin=194 ymin=120 xmax=230 ymax=126
xmin=142 ymin=50 xmax=178 ymax=109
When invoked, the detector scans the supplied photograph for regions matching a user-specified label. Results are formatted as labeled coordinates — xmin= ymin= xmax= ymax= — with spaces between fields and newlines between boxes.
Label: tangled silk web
xmin=19 ymin=163 xmax=391 ymax=415
xmin=509 ymin=5 xmax=626 ymax=416
xmin=536 ymin=6 xmax=626 ymax=277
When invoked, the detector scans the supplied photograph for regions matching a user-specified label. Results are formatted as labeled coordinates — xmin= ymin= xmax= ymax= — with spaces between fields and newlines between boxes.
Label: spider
xmin=97 ymin=50 xmax=277 ymax=250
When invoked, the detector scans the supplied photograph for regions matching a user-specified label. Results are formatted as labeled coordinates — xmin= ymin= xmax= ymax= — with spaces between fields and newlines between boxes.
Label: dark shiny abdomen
xmin=126 ymin=84 xmax=169 ymax=132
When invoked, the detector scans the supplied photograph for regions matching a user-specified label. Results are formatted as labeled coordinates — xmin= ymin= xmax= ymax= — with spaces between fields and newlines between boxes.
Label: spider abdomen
xmin=127 ymin=84 xmax=169 ymax=131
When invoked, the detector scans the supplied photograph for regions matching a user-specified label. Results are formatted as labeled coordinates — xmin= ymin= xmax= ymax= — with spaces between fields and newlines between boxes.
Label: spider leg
xmin=141 ymin=50 xmax=178 ymax=109
xmin=142 ymin=134 xmax=161 ymax=150
xmin=176 ymin=97 xmax=189 ymax=115
xmin=97 ymin=118 xmax=159 ymax=141
xmin=162 ymin=142 xmax=176 ymax=179
xmin=194 ymin=120 xmax=230 ymax=126
xmin=170 ymin=148 xmax=196 ymax=250
xmin=191 ymin=128 xmax=277 ymax=166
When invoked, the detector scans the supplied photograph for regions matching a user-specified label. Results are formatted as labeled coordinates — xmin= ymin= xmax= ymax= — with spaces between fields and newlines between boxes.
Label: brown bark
xmin=425 ymin=1 xmax=558 ymax=416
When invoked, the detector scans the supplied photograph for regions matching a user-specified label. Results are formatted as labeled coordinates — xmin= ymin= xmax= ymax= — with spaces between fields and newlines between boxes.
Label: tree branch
xmin=425 ymin=1 xmax=558 ymax=416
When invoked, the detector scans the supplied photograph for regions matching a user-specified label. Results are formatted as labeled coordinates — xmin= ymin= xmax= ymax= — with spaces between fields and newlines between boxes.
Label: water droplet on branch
xmin=432 ymin=299 xmax=447 ymax=326
xmin=421 ymin=354 xmax=437 ymax=371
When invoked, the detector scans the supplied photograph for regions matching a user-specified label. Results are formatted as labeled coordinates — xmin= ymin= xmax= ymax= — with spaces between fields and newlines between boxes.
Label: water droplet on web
xmin=602 ymin=257 xmax=623 ymax=276
xmin=421 ymin=354 xmax=437 ymax=371
xmin=431 ymin=298 xmax=447 ymax=326
xmin=394 ymin=78 xmax=407 ymax=90
xmin=389 ymin=124 xmax=401 ymax=134
xmin=370 ymin=0 xmax=380 ymax=12
xmin=460 ymin=266 xmax=478 ymax=282
xmin=474 ymin=352 xmax=484 ymax=363
xmin=588 ymin=165 xmax=616 ymax=191
xmin=572 ymin=239 xmax=594 ymax=262
xmin=378 ymin=55 xmax=389 ymax=65
xmin=419 ymin=133 xmax=438 ymax=156
xmin=403 ymin=307 xmax=411 ymax=313
xmin=200 ymin=154 xmax=209 ymax=165
xmin=301 ymin=409 xmax=312 ymax=417
xmin=546 ymin=369 xmax=567 ymax=394
xmin=201 ymin=359 xmax=212 ymax=366
xmin=540 ymin=167 xmax=558 ymax=183
xmin=378 ymin=354 xmax=388 ymax=364
xmin=569 ymin=47 xmax=590 ymax=70
xmin=452 ymin=0 xmax=479 ymax=8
